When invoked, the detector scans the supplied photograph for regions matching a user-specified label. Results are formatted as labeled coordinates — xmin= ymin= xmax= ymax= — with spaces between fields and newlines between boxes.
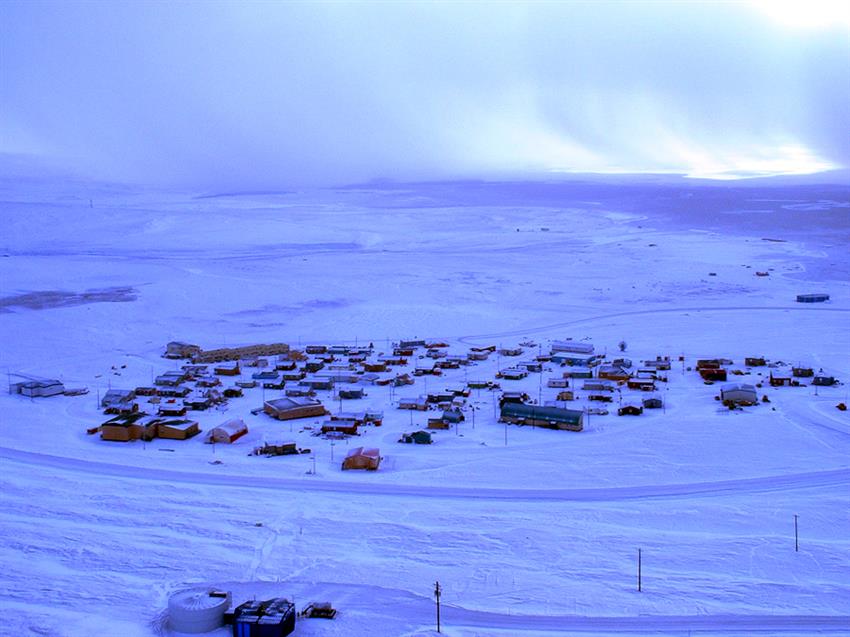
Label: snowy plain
xmin=1 ymin=170 xmax=849 ymax=636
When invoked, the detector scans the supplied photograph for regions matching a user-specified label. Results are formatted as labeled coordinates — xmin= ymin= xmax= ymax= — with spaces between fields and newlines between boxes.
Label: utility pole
xmin=637 ymin=548 xmax=642 ymax=592
xmin=434 ymin=581 xmax=442 ymax=633
xmin=794 ymin=514 xmax=799 ymax=552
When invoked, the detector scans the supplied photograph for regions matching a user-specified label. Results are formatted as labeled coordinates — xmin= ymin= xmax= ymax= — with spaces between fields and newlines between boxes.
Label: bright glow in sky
xmin=750 ymin=0 xmax=850 ymax=30
xmin=0 ymin=1 xmax=847 ymax=186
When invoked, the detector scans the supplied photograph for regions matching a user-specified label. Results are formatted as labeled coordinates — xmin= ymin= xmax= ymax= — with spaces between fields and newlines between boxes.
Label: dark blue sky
xmin=2 ymin=1 xmax=848 ymax=187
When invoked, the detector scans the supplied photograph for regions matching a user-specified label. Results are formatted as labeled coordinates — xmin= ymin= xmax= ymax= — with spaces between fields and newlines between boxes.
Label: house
xmin=155 ymin=371 xmax=187 ymax=387
xmin=252 ymin=370 xmax=280 ymax=381
xmin=158 ymin=386 xmax=190 ymax=398
xmin=642 ymin=358 xmax=670 ymax=370
xmin=282 ymin=370 xmax=306 ymax=381
xmin=180 ymin=364 xmax=208 ymax=379
xmin=548 ymin=378 xmax=570 ymax=388
xmin=12 ymin=380 xmax=65 ymax=397
xmin=499 ymin=347 xmax=523 ymax=357
xmin=642 ymin=397 xmax=663 ymax=409
xmin=195 ymin=376 xmax=221 ymax=388
xmin=468 ymin=380 xmax=498 ymax=390
xmin=236 ymin=380 xmax=257 ymax=389
xmin=101 ymin=389 xmax=136 ymax=413
xmin=275 ymin=359 xmax=297 ymax=371
xmin=338 ymin=387 xmax=365 ymax=400
xmin=321 ymin=421 xmax=359 ymax=436
xmin=363 ymin=361 xmax=388 ymax=373
xmin=156 ymin=419 xmax=201 ymax=440
xmin=398 ymin=396 xmax=429 ymax=411
xmin=467 ymin=350 xmax=491 ymax=361
xmin=330 ymin=411 xmax=383 ymax=427
xmin=299 ymin=378 xmax=334 ymax=391
xmin=135 ymin=386 xmax=158 ymax=396
xmin=770 ymin=371 xmax=793 ymax=387
xmin=263 ymin=380 xmax=286 ymax=390
xmin=414 ymin=366 xmax=441 ymax=376
xmin=400 ymin=430 xmax=432 ymax=444
xmin=214 ymin=363 xmax=240 ymax=376
xmin=627 ymin=378 xmax=656 ymax=391
xmin=582 ymin=379 xmax=616 ymax=392
xmin=304 ymin=361 xmax=325 ymax=373
xmin=341 ymin=447 xmax=381 ymax=470
xmin=426 ymin=391 xmax=455 ymax=404
xmin=556 ymin=390 xmax=574 ymax=401
xmin=233 ymin=599 xmax=296 ymax=637
xmin=183 ymin=395 xmax=212 ymax=411
xmin=745 ymin=357 xmax=766 ymax=367
xmin=399 ymin=339 xmax=426 ymax=349
xmin=205 ymin=418 xmax=248 ymax=443
xmin=518 ymin=361 xmax=543 ymax=373
xmin=164 ymin=341 xmax=201 ymax=359
xmin=285 ymin=386 xmax=315 ymax=397
xmin=306 ymin=345 xmax=328 ymax=354
xmin=597 ymin=365 xmax=630 ymax=382
xmin=551 ymin=340 xmax=595 ymax=355
xmin=813 ymin=376 xmax=837 ymax=386
xmin=588 ymin=393 xmax=613 ymax=403
xmin=562 ymin=369 xmax=593 ymax=379
xmin=223 ymin=387 xmax=243 ymax=398
xmin=720 ymin=383 xmax=758 ymax=406
xmin=470 ymin=345 xmax=496 ymax=353
xmin=617 ymin=404 xmax=643 ymax=416
xmin=100 ymin=414 xmax=159 ymax=442
xmin=255 ymin=441 xmax=300 ymax=456
xmin=552 ymin=353 xmax=598 ymax=367
xmin=500 ymin=367 xmax=528 ymax=380
xmin=158 ymin=401 xmax=188 ymax=417
xmin=796 ymin=293 xmax=829 ymax=303
xmin=379 ymin=355 xmax=408 ymax=366
xmin=699 ymin=368 xmax=727 ymax=382
xmin=264 ymin=397 xmax=326 ymax=421
xmin=435 ymin=359 xmax=460 ymax=370
xmin=499 ymin=391 xmax=529 ymax=407
xmin=426 ymin=348 xmax=447 ymax=359
xmin=499 ymin=403 xmax=584 ymax=431
xmin=792 ymin=367 xmax=814 ymax=378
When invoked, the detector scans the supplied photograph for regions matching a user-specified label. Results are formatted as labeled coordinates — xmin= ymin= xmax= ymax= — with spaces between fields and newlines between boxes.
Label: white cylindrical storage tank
xmin=168 ymin=589 xmax=230 ymax=634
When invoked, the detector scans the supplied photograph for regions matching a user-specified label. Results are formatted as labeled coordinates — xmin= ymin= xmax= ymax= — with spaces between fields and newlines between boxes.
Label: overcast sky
xmin=2 ymin=1 xmax=848 ymax=187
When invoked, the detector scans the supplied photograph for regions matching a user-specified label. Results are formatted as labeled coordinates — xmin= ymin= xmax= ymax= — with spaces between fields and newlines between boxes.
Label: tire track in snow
xmin=0 ymin=446 xmax=847 ymax=503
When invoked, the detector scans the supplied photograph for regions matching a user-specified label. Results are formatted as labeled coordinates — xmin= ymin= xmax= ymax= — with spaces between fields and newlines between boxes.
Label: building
xmin=500 ymin=367 xmax=528 ymax=380
xmin=813 ymin=376 xmax=837 ymax=386
xmin=551 ymin=340 xmax=595 ymax=355
xmin=642 ymin=397 xmax=663 ymax=409
xmin=617 ymin=404 xmax=643 ymax=416
xmin=745 ymin=357 xmax=766 ymax=367
xmin=341 ymin=447 xmax=381 ymax=470
xmin=720 ymin=383 xmax=758 ymax=406
xmin=400 ymin=430 xmax=432 ymax=444
xmin=100 ymin=414 xmax=159 ymax=442
xmin=792 ymin=367 xmax=814 ymax=378
xmin=164 ymin=341 xmax=201 ymax=359
xmin=337 ymin=387 xmax=365 ymax=400
xmin=770 ymin=371 xmax=793 ymax=387
xmin=597 ymin=365 xmax=630 ymax=382
xmin=12 ymin=380 xmax=65 ymax=397
xmin=192 ymin=343 xmax=290 ymax=364
xmin=398 ymin=396 xmax=429 ymax=410
xmin=233 ymin=598 xmax=296 ymax=637
xmin=101 ymin=389 xmax=137 ymax=414
xmin=627 ymin=378 xmax=656 ymax=391
xmin=264 ymin=396 xmax=326 ymax=421
xmin=796 ymin=293 xmax=829 ymax=303
xmin=582 ymin=379 xmax=616 ymax=392
xmin=157 ymin=419 xmax=201 ymax=440
xmin=499 ymin=403 xmax=584 ymax=431
xmin=552 ymin=353 xmax=598 ymax=367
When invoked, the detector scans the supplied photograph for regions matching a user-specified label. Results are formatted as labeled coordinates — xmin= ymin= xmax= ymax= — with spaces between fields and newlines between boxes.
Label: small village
xmin=10 ymin=333 xmax=844 ymax=474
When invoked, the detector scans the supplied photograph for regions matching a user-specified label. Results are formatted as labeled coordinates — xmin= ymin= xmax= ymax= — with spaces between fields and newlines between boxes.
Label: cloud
xmin=1 ymin=1 xmax=847 ymax=187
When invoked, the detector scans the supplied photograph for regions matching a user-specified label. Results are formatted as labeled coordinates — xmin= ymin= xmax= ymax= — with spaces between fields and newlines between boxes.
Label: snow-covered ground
xmin=1 ymin=173 xmax=849 ymax=636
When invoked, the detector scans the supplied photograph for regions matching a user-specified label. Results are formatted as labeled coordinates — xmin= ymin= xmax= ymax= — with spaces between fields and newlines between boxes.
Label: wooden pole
xmin=638 ymin=548 xmax=642 ymax=592
xmin=434 ymin=581 xmax=442 ymax=633
xmin=794 ymin=514 xmax=799 ymax=552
